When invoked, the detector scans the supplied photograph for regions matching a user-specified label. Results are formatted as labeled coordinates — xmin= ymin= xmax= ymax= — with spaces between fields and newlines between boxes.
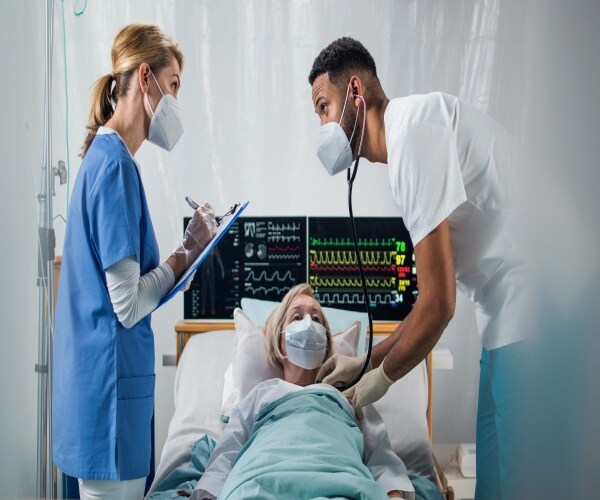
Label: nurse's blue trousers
xmin=475 ymin=341 xmax=525 ymax=500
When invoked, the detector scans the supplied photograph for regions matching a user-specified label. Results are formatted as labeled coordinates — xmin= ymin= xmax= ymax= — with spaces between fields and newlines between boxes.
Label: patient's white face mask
xmin=284 ymin=315 xmax=328 ymax=370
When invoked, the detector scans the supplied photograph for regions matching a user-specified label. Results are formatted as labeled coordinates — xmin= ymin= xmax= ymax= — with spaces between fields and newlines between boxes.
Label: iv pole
xmin=36 ymin=0 xmax=58 ymax=497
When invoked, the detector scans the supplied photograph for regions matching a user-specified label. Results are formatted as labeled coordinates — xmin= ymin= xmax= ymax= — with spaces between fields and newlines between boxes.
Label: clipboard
xmin=156 ymin=200 xmax=249 ymax=308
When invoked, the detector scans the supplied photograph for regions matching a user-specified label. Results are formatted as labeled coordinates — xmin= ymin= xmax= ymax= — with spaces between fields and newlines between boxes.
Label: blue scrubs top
xmin=53 ymin=129 xmax=159 ymax=480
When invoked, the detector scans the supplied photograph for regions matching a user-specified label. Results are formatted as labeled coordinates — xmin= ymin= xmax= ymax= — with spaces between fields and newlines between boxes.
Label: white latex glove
xmin=181 ymin=270 xmax=196 ymax=292
xmin=174 ymin=202 xmax=217 ymax=267
xmin=316 ymin=353 xmax=371 ymax=387
xmin=344 ymin=359 xmax=394 ymax=418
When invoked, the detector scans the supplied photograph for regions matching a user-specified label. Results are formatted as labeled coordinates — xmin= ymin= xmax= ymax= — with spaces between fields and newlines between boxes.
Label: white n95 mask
xmin=316 ymin=84 xmax=366 ymax=176
xmin=284 ymin=315 xmax=328 ymax=370
xmin=317 ymin=122 xmax=353 ymax=176
xmin=145 ymin=71 xmax=184 ymax=151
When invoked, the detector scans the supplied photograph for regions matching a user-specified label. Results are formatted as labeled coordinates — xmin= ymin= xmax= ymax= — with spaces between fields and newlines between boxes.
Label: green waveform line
xmin=309 ymin=237 xmax=396 ymax=247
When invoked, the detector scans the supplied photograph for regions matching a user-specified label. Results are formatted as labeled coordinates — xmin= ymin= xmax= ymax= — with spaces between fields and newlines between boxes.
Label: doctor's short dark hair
xmin=308 ymin=37 xmax=377 ymax=89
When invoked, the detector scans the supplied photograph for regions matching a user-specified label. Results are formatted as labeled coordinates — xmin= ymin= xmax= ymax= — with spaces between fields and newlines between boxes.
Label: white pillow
xmin=332 ymin=321 xmax=361 ymax=356
xmin=220 ymin=309 xmax=283 ymax=420
xmin=220 ymin=308 xmax=360 ymax=419
xmin=241 ymin=297 xmax=369 ymax=355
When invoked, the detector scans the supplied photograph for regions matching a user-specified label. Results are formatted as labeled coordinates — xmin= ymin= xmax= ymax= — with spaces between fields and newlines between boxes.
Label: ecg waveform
xmin=310 ymin=250 xmax=394 ymax=266
xmin=245 ymin=269 xmax=294 ymax=282
xmin=310 ymin=264 xmax=395 ymax=273
xmin=269 ymin=253 xmax=302 ymax=261
xmin=268 ymin=235 xmax=302 ymax=243
xmin=245 ymin=285 xmax=290 ymax=296
xmin=310 ymin=276 xmax=394 ymax=288
xmin=267 ymin=221 xmax=303 ymax=244
xmin=309 ymin=237 xmax=396 ymax=247
xmin=315 ymin=292 xmax=400 ymax=305
xmin=268 ymin=222 xmax=302 ymax=232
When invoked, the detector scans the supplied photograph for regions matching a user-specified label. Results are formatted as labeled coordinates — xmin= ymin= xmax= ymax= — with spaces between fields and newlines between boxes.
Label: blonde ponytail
xmin=80 ymin=73 xmax=115 ymax=157
xmin=80 ymin=23 xmax=184 ymax=157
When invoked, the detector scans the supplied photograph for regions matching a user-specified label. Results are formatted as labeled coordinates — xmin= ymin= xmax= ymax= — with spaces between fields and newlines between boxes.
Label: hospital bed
xmin=149 ymin=312 xmax=454 ymax=499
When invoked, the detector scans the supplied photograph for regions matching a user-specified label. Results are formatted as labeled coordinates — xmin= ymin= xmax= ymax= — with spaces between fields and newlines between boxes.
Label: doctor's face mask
xmin=284 ymin=314 xmax=328 ymax=370
xmin=317 ymin=82 xmax=366 ymax=176
xmin=144 ymin=70 xmax=184 ymax=151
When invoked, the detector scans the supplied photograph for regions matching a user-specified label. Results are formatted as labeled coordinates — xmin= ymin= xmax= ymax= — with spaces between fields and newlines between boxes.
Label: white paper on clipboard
xmin=156 ymin=200 xmax=249 ymax=309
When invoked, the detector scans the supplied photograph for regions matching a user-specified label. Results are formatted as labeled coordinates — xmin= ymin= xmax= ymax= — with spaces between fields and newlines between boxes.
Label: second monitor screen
xmin=308 ymin=217 xmax=417 ymax=321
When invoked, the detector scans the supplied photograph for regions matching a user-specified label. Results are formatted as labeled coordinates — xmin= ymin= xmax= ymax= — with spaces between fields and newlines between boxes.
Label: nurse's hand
xmin=181 ymin=270 xmax=196 ymax=292
xmin=316 ymin=353 xmax=370 ymax=387
xmin=176 ymin=202 xmax=217 ymax=266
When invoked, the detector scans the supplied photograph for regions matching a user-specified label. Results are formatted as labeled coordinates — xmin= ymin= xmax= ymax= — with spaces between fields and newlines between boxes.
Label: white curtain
xmin=53 ymin=0 xmax=528 ymax=243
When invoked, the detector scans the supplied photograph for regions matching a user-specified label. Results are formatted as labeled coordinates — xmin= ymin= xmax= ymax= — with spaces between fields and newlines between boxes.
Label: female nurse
xmin=53 ymin=24 xmax=215 ymax=500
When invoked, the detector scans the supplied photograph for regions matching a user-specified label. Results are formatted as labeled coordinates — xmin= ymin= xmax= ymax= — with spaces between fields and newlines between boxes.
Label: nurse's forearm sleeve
xmin=106 ymin=256 xmax=175 ymax=328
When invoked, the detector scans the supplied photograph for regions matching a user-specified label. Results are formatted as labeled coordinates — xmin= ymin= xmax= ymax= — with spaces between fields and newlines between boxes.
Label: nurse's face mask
xmin=284 ymin=314 xmax=328 ymax=370
xmin=144 ymin=71 xmax=184 ymax=151
xmin=317 ymin=82 xmax=366 ymax=176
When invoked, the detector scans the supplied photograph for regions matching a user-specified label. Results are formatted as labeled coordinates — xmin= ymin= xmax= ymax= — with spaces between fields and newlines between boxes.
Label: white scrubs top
xmin=385 ymin=92 xmax=527 ymax=350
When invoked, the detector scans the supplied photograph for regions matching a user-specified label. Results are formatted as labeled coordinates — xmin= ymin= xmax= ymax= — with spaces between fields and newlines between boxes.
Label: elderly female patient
xmin=191 ymin=284 xmax=415 ymax=500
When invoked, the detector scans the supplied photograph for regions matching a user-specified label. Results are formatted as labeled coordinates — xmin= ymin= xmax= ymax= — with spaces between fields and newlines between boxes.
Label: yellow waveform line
xmin=309 ymin=276 xmax=394 ymax=288
xmin=309 ymin=250 xmax=394 ymax=266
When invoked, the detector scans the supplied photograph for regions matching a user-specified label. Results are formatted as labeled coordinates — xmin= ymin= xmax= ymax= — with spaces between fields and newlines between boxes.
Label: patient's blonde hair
xmin=264 ymin=283 xmax=333 ymax=368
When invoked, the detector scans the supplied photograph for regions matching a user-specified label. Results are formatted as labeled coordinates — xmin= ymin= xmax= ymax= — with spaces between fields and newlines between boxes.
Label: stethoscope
xmin=336 ymin=93 xmax=374 ymax=393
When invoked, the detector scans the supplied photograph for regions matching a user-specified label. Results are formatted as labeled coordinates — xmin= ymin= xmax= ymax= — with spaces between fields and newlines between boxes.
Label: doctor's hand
xmin=175 ymin=202 xmax=217 ymax=267
xmin=343 ymin=359 xmax=395 ymax=416
xmin=316 ymin=353 xmax=371 ymax=388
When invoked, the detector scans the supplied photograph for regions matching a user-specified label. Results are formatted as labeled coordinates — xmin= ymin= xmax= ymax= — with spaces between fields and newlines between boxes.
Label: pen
xmin=185 ymin=196 xmax=199 ymax=210
xmin=186 ymin=196 xmax=232 ymax=227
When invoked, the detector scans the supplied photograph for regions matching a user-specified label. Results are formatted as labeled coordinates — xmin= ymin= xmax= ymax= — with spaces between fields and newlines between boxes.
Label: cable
xmin=337 ymin=156 xmax=375 ymax=392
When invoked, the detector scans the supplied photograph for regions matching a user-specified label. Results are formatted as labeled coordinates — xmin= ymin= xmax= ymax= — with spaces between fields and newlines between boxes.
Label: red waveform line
xmin=268 ymin=246 xmax=301 ymax=252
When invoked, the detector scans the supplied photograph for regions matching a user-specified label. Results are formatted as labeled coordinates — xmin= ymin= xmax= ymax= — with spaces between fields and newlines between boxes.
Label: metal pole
xmin=36 ymin=277 xmax=46 ymax=499
xmin=36 ymin=0 xmax=57 ymax=498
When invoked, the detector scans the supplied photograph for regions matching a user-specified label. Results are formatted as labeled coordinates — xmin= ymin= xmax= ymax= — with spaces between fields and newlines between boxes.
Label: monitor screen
xmin=183 ymin=216 xmax=307 ymax=319
xmin=308 ymin=217 xmax=417 ymax=321
xmin=183 ymin=216 xmax=416 ymax=321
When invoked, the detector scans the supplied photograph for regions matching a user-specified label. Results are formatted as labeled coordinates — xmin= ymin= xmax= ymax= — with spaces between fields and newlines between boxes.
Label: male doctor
xmin=310 ymin=37 xmax=528 ymax=500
